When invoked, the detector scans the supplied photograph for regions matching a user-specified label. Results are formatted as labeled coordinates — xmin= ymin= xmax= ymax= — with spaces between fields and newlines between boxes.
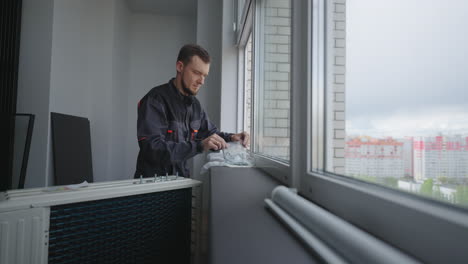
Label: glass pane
xmin=237 ymin=0 xmax=247 ymax=26
xmin=254 ymin=0 xmax=291 ymax=161
xmin=325 ymin=0 xmax=468 ymax=207
xmin=244 ymin=33 xmax=253 ymax=143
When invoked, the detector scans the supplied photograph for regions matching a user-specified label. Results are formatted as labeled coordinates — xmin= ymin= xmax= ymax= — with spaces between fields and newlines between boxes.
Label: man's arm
xmin=197 ymin=109 xmax=250 ymax=150
xmin=230 ymin=131 xmax=250 ymax=147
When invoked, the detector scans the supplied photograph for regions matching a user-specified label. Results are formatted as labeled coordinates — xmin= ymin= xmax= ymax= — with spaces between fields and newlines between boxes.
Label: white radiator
xmin=0 ymin=207 xmax=49 ymax=264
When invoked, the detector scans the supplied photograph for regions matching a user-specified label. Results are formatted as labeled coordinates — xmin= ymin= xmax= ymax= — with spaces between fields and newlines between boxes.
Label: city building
xmin=345 ymin=136 xmax=405 ymax=178
xmin=414 ymin=135 xmax=468 ymax=181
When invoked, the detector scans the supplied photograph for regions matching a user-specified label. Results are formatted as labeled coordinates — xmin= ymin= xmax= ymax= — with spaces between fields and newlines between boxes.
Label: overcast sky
xmin=346 ymin=0 xmax=468 ymax=137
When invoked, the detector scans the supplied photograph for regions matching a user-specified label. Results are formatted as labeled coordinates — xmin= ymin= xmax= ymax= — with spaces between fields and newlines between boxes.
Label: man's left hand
xmin=231 ymin=131 xmax=250 ymax=148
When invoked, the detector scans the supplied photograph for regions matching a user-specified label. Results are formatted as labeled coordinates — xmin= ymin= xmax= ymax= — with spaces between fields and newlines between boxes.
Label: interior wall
xmin=49 ymin=0 xmax=119 ymax=183
xmin=17 ymin=0 xmax=54 ymax=188
xmin=191 ymin=0 xmax=241 ymax=178
xmin=196 ymin=0 xmax=222 ymax=125
xmin=124 ymin=14 xmax=197 ymax=178
xmin=18 ymin=0 xmax=133 ymax=186
xmin=220 ymin=0 xmax=239 ymax=133
xmin=210 ymin=167 xmax=315 ymax=264
xmin=110 ymin=0 xmax=131 ymax=180
xmin=191 ymin=0 xmax=224 ymax=179
xmin=17 ymin=0 xmax=211 ymax=187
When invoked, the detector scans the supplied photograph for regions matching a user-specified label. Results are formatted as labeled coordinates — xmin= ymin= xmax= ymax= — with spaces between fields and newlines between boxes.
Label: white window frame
xmin=292 ymin=1 xmax=468 ymax=263
xmin=237 ymin=0 xmax=292 ymax=185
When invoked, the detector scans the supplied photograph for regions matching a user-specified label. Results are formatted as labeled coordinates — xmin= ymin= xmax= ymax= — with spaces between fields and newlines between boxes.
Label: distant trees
xmin=352 ymin=175 xmax=468 ymax=207
xmin=419 ymin=178 xmax=446 ymax=201
xmin=420 ymin=179 xmax=434 ymax=196
xmin=454 ymin=186 xmax=468 ymax=204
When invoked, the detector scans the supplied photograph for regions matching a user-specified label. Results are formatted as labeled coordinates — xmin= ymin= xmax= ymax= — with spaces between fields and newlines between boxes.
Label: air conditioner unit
xmin=0 ymin=177 xmax=200 ymax=264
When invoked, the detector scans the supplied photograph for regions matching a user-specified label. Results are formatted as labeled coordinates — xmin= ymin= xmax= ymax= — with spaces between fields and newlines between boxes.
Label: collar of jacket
xmin=168 ymin=78 xmax=194 ymax=106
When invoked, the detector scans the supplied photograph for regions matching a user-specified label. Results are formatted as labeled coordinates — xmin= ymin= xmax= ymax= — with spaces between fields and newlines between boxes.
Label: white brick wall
xmin=328 ymin=0 xmax=346 ymax=172
xmin=260 ymin=0 xmax=291 ymax=160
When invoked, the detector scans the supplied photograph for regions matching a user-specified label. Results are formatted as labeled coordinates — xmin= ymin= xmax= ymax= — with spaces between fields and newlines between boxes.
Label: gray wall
xmin=210 ymin=167 xmax=315 ymax=264
xmin=17 ymin=0 xmax=197 ymax=186
xmin=220 ymin=0 xmax=240 ymax=133
xmin=125 ymin=13 xmax=197 ymax=178
xmin=17 ymin=0 xmax=241 ymax=184
xmin=17 ymin=0 xmax=54 ymax=188
xmin=196 ymin=0 xmax=222 ymax=126
xmin=49 ymin=0 xmax=116 ymax=183
xmin=110 ymin=0 xmax=131 ymax=181
xmin=191 ymin=0 xmax=240 ymax=179
xmin=190 ymin=0 xmax=223 ymax=180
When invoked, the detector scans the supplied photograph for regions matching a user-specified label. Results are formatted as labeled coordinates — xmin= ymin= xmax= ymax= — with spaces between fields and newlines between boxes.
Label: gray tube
xmin=269 ymin=186 xmax=421 ymax=264
xmin=265 ymin=199 xmax=348 ymax=264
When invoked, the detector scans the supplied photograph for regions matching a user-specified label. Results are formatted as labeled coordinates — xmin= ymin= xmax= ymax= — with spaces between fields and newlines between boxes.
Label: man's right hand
xmin=201 ymin=134 xmax=228 ymax=152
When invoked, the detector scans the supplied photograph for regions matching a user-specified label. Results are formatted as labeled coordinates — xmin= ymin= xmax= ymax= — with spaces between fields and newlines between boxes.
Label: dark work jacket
xmin=134 ymin=79 xmax=233 ymax=178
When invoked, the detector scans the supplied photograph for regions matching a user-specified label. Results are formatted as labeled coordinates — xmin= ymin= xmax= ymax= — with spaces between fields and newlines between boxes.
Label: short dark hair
xmin=177 ymin=44 xmax=211 ymax=65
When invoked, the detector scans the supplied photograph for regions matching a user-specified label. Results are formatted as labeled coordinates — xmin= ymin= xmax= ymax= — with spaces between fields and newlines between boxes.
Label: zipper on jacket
xmin=185 ymin=106 xmax=192 ymax=141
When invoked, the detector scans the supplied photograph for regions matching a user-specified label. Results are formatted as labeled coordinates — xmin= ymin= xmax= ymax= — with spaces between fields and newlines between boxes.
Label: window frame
xmin=293 ymin=0 xmax=468 ymax=263
xmin=235 ymin=0 xmax=254 ymax=46
xmin=237 ymin=0 xmax=292 ymax=185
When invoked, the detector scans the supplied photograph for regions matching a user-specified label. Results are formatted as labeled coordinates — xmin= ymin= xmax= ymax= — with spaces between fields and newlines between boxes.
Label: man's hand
xmin=230 ymin=131 xmax=250 ymax=147
xmin=201 ymin=133 xmax=228 ymax=151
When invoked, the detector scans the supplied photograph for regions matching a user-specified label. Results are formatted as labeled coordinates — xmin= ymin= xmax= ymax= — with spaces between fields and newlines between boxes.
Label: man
xmin=134 ymin=44 xmax=249 ymax=178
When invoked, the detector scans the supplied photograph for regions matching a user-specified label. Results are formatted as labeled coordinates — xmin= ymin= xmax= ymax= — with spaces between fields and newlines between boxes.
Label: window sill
xmin=253 ymin=154 xmax=290 ymax=185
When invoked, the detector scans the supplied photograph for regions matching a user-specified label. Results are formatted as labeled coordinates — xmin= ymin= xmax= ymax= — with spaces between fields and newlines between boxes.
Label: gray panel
xmin=210 ymin=167 xmax=317 ymax=264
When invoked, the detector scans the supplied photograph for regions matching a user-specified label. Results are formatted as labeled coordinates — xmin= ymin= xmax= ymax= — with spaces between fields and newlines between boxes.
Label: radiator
xmin=0 ymin=177 xmax=200 ymax=264
xmin=0 ymin=207 xmax=49 ymax=263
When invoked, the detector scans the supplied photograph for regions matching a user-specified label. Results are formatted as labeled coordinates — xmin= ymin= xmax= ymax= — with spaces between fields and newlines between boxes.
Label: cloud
xmin=347 ymin=106 xmax=468 ymax=138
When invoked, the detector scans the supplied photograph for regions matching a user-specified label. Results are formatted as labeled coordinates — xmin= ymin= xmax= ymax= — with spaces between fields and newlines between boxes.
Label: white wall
xmin=125 ymin=14 xmax=196 ymax=177
xmin=196 ymin=0 xmax=222 ymax=125
xmin=220 ymin=0 xmax=239 ymax=133
xmin=17 ymin=0 xmax=54 ymax=188
xmin=190 ymin=0 xmax=224 ymax=179
xmin=18 ymin=0 xmax=134 ymax=186
xmin=110 ymin=0 xmax=131 ymax=180
xmin=49 ymin=0 xmax=115 ymax=183
xmin=17 ymin=0 xmax=224 ymax=186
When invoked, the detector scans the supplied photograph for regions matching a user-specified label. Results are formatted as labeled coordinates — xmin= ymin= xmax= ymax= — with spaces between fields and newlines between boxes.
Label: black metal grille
xmin=48 ymin=188 xmax=192 ymax=264
xmin=1 ymin=0 xmax=22 ymax=191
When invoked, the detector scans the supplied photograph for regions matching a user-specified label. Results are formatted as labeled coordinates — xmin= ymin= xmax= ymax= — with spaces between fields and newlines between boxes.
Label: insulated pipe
xmin=267 ymin=186 xmax=421 ymax=264
xmin=265 ymin=198 xmax=348 ymax=264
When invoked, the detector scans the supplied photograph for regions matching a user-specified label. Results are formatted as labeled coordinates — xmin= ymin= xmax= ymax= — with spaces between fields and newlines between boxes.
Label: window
xmin=297 ymin=0 xmax=468 ymax=263
xmin=252 ymin=0 xmax=292 ymax=162
xmin=235 ymin=0 xmax=250 ymax=44
xmin=236 ymin=0 xmax=292 ymax=183
xmin=323 ymin=0 xmax=468 ymax=208
xmin=243 ymin=34 xmax=253 ymax=139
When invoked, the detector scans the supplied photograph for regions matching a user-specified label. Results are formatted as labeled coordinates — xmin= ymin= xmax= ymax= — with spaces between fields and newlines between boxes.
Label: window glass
xmin=244 ymin=34 xmax=253 ymax=141
xmin=325 ymin=0 xmax=468 ymax=207
xmin=253 ymin=0 xmax=292 ymax=161
xmin=236 ymin=0 xmax=247 ymax=27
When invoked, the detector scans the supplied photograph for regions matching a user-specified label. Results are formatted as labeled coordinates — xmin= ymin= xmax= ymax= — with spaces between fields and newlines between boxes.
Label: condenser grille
xmin=48 ymin=188 xmax=191 ymax=264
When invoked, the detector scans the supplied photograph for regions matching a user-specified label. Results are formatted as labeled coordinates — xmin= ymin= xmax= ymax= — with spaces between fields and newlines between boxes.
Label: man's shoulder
xmin=147 ymin=82 xmax=171 ymax=97
xmin=139 ymin=83 xmax=171 ymax=104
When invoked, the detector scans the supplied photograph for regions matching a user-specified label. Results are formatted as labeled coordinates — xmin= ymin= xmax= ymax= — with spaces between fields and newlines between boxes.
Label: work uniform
xmin=134 ymin=79 xmax=233 ymax=178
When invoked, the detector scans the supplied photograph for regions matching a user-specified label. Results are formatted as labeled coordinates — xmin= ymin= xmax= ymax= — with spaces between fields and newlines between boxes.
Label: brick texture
xmin=260 ymin=0 xmax=291 ymax=160
xmin=328 ymin=0 xmax=347 ymax=172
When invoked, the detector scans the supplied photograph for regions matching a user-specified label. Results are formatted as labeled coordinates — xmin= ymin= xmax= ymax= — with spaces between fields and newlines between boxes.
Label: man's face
xmin=177 ymin=55 xmax=210 ymax=96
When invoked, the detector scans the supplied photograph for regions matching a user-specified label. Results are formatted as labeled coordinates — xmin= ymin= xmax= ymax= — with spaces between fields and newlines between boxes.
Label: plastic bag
xmin=223 ymin=141 xmax=254 ymax=166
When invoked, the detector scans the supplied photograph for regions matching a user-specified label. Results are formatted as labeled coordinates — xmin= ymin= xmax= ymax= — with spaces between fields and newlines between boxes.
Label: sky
xmin=345 ymin=0 xmax=468 ymax=137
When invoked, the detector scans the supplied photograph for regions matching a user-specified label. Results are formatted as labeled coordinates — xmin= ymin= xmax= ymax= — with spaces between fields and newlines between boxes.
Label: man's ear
xmin=176 ymin=61 xmax=184 ymax=73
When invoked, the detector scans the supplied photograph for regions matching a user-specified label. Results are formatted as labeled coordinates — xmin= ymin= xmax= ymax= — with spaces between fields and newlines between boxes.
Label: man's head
xmin=175 ymin=44 xmax=211 ymax=96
